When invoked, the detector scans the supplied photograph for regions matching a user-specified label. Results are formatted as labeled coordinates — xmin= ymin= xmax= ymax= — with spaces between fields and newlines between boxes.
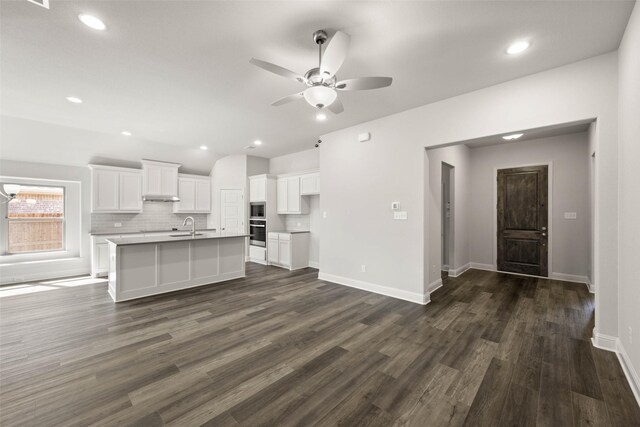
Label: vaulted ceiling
xmin=0 ymin=0 xmax=634 ymax=170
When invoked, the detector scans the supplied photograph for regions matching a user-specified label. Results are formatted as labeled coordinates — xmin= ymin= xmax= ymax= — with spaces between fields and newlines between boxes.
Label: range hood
xmin=142 ymin=195 xmax=180 ymax=202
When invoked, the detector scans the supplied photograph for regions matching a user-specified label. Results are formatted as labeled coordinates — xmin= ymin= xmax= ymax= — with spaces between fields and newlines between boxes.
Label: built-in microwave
xmin=250 ymin=202 xmax=266 ymax=219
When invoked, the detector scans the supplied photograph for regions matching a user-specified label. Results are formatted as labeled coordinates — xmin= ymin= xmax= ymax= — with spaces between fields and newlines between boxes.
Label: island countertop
xmin=106 ymin=232 xmax=249 ymax=246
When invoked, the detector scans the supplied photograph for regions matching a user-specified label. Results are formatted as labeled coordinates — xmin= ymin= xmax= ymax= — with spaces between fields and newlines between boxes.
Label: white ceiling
xmin=460 ymin=120 xmax=593 ymax=149
xmin=0 ymin=1 xmax=634 ymax=167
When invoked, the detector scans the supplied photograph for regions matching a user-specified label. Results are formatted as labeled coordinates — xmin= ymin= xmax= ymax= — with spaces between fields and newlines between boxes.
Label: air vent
xmin=27 ymin=0 xmax=49 ymax=9
xmin=244 ymin=145 xmax=256 ymax=150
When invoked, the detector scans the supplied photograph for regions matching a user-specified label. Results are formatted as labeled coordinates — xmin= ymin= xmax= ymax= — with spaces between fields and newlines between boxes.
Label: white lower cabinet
xmin=91 ymin=235 xmax=120 ymax=277
xmin=249 ymin=245 xmax=267 ymax=264
xmin=91 ymin=232 xmax=166 ymax=277
xmin=267 ymin=232 xmax=309 ymax=270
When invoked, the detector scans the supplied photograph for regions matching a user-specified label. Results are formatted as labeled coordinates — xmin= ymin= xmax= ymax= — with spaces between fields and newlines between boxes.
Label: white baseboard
xmin=428 ymin=278 xmax=443 ymax=293
xmin=469 ymin=262 xmax=495 ymax=271
xmin=0 ymin=267 xmax=90 ymax=286
xmin=442 ymin=264 xmax=449 ymax=271
xmin=318 ymin=272 xmax=429 ymax=305
xmin=591 ymin=333 xmax=640 ymax=407
xmin=448 ymin=263 xmax=470 ymax=277
xmin=245 ymin=256 xmax=251 ymax=262
xmin=617 ymin=340 xmax=640 ymax=407
xmin=309 ymin=261 xmax=319 ymax=269
xmin=591 ymin=332 xmax=619 ymax=352
xmin=550 ymin=272 xmax=589 ymax=285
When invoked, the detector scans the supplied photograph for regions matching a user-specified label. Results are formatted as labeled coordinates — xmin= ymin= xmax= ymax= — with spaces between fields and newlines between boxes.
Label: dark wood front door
xmin=497 ymin=165 xmax=548 ymax=277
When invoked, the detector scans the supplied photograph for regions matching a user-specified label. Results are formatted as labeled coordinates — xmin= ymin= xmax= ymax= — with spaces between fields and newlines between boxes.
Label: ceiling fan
xmin=249 ymin=29 xmax=392 ymax=114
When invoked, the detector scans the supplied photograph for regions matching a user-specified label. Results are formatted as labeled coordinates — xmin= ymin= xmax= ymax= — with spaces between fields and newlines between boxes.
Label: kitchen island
xmin=106 ymin=232 xmax=248 ymax=302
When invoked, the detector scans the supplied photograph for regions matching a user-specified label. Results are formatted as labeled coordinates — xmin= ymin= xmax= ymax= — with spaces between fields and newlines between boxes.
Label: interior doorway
xmin=441 ymin=162 xmax=454 ymax=279
xmin=496 ymin=165 xmax=549 ymax=276
xmin=220 ymin=189 xmax=244 ymax=233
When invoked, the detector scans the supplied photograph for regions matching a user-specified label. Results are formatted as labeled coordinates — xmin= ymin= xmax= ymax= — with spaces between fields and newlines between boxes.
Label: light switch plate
xmin=564 ymin=212 xmax=577 ymax=219
xmin=394 ymin=211 xmax=408 ymax=220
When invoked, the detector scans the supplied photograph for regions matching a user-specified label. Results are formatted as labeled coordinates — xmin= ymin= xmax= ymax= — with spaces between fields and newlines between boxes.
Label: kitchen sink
xmin=169 ymin=233 xmax=203 ymax=237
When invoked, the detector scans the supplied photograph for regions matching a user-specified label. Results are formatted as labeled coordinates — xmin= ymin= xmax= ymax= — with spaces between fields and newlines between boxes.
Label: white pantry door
xmin=220 ymin=189 xmax=244 ymax=233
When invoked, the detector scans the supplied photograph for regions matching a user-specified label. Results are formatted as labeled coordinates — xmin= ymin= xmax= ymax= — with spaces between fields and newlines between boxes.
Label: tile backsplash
xmin=91 ymin=202 xmax=208 ymax=233
xmin=284 ymin=214 xmax=310 ymax=231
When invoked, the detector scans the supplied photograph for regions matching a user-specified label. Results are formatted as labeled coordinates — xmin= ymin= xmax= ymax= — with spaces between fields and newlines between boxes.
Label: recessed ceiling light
xmin=200 ymin=145 xmax=208 ymax=150
xmin=316 ymin=112 xmax=327 ymax=121
xmin=506 ymin=41 xmax=530 ymax=55
xmin=78 ymin=14 xmax=106 ymax=31
xmin=502 ymin=133 xmax=524 ymax=140
xmin=254 ymin=140 xmax=262 ymax=146
xmin=66 ymin=96 xmax=83 ymax=104
xmin=121 ymin=131 xmax=132 ymax=136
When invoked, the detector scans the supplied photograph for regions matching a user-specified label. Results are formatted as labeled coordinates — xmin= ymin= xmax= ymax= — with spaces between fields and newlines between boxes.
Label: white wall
xmin=617 ymin=1 xmax=640 ymax=398
xmin=1 ymin=116 xmax=220 ymax=175
xmin=247 ymin=156 xmax=269 ymax=177
xmin=427 ymin=144 xmax=471 ymax=285
xmin=269 ymin=149 xmax=321 ymax=267
xmin=0 ymin=160 xmax=91 ymax=283
xmin=320 ymin=51 xmax=618 ymax=333
xmin=269 ymin=148 xmax=319 ymax=175
xmin=468 ymin=133 xmax=590 ymax=281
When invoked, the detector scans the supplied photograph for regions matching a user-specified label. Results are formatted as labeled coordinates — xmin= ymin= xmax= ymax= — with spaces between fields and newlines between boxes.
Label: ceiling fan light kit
xmin=250 ymin=29 xmax=393 ymax=114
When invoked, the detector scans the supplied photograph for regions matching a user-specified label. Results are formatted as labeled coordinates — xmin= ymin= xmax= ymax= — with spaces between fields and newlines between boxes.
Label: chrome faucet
xmin=183 ymin=216 xmax=196 ymax=236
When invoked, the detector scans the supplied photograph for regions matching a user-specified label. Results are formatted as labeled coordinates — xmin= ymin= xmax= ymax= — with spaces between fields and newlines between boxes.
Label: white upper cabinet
xmin=300 ymin=172 xmax=320 ymax=195
xmin=92 ymin=168 xmax=119 ymax=211
xmin=276 ymin=170 xmax=318 ymax=214
xmin=141 ymin=160 xmax=180 ymax=197
xmin=118 ymin=172 xmax=143 ymax=211
xmin=194 ymin=179 xmax=211 ymax=212
xmin=277 ymin=176 xmax=309 ymax=214
xmin=176 ymin=178 xmax=196 ymax=211
xmin=249 ymin=176 xmax=267 ymax=202
xmin=174 ymin=174 xmax=211 ymax=213
xmin=286 ymin=177 xmax=301 ymax=213
xmin=89 ymin=165 xmax=143 ymax=213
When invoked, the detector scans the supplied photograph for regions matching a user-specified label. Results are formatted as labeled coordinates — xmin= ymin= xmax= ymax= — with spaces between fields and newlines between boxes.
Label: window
xmin=5 ymin=185 xmax=65 ymax=254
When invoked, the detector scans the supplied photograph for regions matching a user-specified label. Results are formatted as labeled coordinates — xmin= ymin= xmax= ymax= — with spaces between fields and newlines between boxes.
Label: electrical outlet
xmin=629 ymin=326 xmax=633 ymax=345
xmin=114 ymin=222 xmax=122 ymax=227
xmin=361 ymin=265 xmax=366 ymax=273
xmin=296 ymin=222 xmax=301 ymax=227
xmin=323 ymin=211 xmax=327 ymax=219
xmin=432 ymin=265 xmax=436 ymax=274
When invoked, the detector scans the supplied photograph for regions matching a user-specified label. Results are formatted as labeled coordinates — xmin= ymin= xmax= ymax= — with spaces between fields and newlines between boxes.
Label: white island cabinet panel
xmin=118 ymin=245 xmax=157 ymax=291
xmin=158 ymin=242 xmax=190 ymax=285
xmin=193 ymin=240 xmax=219 ymax=278
xmin=107 ymin=233 xmax=247 ymax=302
xmin=220 ymin=236 xmax=245 ymax=274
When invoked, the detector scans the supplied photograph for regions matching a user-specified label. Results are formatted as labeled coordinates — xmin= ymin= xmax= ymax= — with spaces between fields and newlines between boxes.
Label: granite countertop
xmin=90 ymin=228 xmax=217 ymax=236
xmin=269 ymin=230 xmax=311 ymax=234
xmin=106 ymin=232 xmax=249 ymax=246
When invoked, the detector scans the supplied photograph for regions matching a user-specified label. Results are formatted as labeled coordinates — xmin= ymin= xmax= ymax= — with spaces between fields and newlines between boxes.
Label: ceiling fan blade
xmin=271 ymin=92 xmax=304 ymax=106
xmin=326 ymin=97 xmax=344 ymax=114
xmin=320 ymin=31 xmax=350 ymax=78
xmin=335 ymin=77 xmax=393 ymax=91
xmin=250 ymin=58 xmax=306 ymax=83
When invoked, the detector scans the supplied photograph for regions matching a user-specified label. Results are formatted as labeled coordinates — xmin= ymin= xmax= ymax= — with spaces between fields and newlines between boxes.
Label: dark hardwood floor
xmin=1 ymin=264 xmax=638 ymax=426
